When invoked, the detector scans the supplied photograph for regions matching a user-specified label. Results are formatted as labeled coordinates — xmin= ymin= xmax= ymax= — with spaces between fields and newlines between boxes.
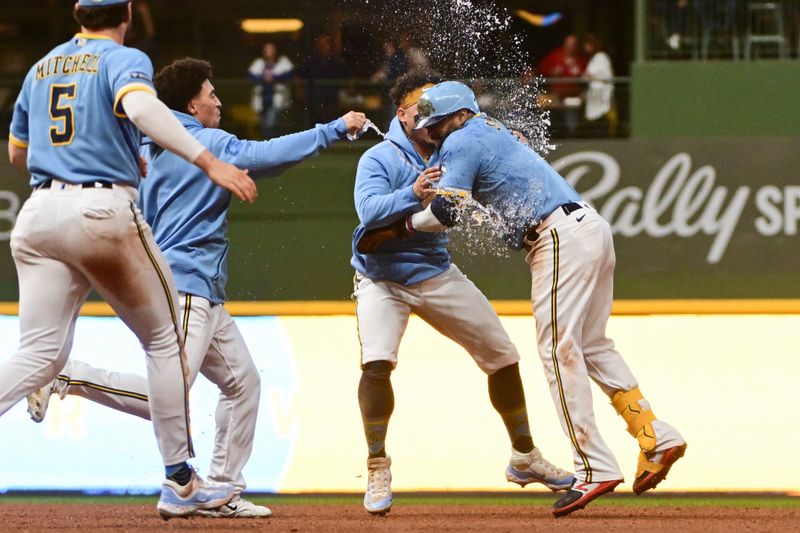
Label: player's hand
xmin=138 ymin=155 xmax=148 ymax=178
xmin=341 ymin=111 xmax=367 ymax=137
xmin=413 ymin=167 xmax=442 ymax=205
xmin=356 ymin=217 xmax=411 ymax=254
xmin=194 ymin=150 xmax=258 ymax=204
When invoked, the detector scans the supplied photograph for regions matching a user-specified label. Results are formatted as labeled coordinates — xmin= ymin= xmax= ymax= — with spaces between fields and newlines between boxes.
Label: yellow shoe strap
xmin=636 ymin=450 xmax=665 ymax=478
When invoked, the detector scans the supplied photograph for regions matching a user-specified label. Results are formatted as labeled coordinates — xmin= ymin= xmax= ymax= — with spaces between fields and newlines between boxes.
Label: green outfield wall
xmin=2 ymin=136 xmax=798 ymax=301
xmin=632 ymin=62 xmax=800 ymax=138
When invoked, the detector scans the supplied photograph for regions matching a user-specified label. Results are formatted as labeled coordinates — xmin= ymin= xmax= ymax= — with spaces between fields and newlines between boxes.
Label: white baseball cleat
xmin=157 ymin=469 xmax=235 ymax=520
xmin=26 ymin=382 xmax=55 ymax=423
xmin=363 ymin=455 xmax=392 ymax=515
xmin=194 ymin=495 xmax=272 ymax=518
xmin=506 ymin=447 xmax=575 ymax=491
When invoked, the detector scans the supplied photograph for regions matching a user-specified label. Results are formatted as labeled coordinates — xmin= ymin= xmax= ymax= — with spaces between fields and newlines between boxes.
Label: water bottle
xmin=347 ymin=119 xmax=376 ymax=141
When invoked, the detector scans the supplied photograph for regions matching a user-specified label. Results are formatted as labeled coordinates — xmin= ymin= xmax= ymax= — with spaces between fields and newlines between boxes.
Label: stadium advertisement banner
xmin=1 ymin=138 xmax=799 ymax=300
xmin=0 ymin=314 xmax=798 ymax=493
xmin=545 ymin=138 xmax=800 ymax=299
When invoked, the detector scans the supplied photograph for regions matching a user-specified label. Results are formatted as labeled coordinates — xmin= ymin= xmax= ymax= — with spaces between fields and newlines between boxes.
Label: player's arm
xmin=8 ymin=70 xmax=31 ymax=169
xmin=356 ymin=137 xmax=478 ymax=253
xmin=222 ymin=111 xmax=366 ymax=179
xmin=354 ymin=155 xmax=440 ymax=230
xmin=8 ymin=142 xmax=27 ymax=169
xmin=121 ymin=90 xmax=257 ymax=203
xmin=410 ymin=137 xmax=480 ymax=232
xmin=409 ymin=190 xmax=468 ymax=231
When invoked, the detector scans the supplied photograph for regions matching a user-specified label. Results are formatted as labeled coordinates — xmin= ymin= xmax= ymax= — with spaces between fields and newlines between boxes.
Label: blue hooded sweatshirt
xmin=350 ymin=117 xmax=450 ymax=285
xmin=140 ymin=111 xmax=347 ymax=304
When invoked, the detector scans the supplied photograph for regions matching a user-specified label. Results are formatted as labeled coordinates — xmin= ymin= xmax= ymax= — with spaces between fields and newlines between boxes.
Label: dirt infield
xmin=1 ymin=501 xmax=798 ymax=532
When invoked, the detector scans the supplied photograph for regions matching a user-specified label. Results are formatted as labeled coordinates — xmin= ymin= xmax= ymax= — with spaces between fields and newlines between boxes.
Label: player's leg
xmin=76 ymin=190 xmax=232 ymax=517
xmin=0 ymin=257 xmax=90 ymax=415
xmin=0 ymin=191 xmax=92 ymax=415
xmin=27 ymin=359 xmax=151 ymax=423
xmin=581 ymin=219 xmax=686 ymax=494
xmin=528 ymin=215 xmax=624 ymax=517
xmin=353 ymin=273 xmax=410 ymax=515
xmin=192 ymin=302 xmax=271 ymax=518
xmin=412 ymin=264 xmax=572 ymax=491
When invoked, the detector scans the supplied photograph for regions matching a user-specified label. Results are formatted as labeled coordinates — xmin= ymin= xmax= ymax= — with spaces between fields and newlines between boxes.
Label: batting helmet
xmin=413 ymin=81 xmax=480 ymax=130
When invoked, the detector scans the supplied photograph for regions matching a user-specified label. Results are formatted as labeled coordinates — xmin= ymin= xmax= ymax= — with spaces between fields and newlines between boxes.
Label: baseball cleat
xmin=552 ymin=478 xmax=622 ymax=518
xmin=26 ymin=383 xmax=54 ymax=423
xmin=157 ymin=469 xmax=235 ymax=520
xmin=632 ymin=444 xmax=687 ymax=495
xmin=194 ymin=495 xmax=272 ymax=518
xmin=506 ymin=447 xmax=574 ymax=491
xmin=363 ymin=455 xmax=392 ymax=515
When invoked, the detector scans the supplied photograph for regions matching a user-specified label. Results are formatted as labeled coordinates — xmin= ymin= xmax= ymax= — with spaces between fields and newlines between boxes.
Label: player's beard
xmin=409 ymin=128 xmax=436 ymax=153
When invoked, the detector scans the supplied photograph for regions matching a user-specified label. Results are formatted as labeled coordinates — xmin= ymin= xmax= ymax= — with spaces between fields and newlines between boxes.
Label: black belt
xmin=36 ymin=180 xmax=113 ymax=190
xmin=523 ymin=202 xmax=584 ymax=250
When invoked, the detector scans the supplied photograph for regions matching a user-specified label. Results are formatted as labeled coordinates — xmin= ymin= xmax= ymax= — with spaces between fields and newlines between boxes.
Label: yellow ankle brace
xmin=611 ymin=387 xmax=656 ymax=452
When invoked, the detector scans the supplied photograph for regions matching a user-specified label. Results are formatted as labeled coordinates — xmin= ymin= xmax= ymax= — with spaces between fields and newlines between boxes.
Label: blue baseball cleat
xmin=157 ymin=469 xmax=235 ymax=520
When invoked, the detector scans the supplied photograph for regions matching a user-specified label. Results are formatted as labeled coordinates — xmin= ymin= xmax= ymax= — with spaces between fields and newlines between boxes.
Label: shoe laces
xmin=527 ymin=447 xmax=570 ymax=478
xmin=367 ymin=463 xmax=391 ymax=499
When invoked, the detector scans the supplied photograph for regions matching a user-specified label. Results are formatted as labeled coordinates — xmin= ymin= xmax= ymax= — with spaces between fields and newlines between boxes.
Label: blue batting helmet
xmin=413 ymin=81 xmax=480 ymax=130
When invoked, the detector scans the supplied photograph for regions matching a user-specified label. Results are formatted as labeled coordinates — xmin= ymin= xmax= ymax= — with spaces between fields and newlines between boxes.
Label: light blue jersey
xmin=436 ymin=114 xmax=580 ymax=250
xmin=351 ymin=118 xmax=450 ymax=285
xmin=9 ymin=33 xmax=155 ymax=188
xmin=140 ymin=111 xmax=347 ymax=304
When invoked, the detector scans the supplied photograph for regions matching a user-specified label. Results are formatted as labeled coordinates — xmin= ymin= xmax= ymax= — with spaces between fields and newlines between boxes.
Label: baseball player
xmin=358 ymin=81 xmax=687 ymax=517
xmin=3 ymin=0 xmax=259 ymax=519
xmin=25 ymin=57 xmax=367 ymax=518
xmin=351 ymin=72 xmax=573 ymax=516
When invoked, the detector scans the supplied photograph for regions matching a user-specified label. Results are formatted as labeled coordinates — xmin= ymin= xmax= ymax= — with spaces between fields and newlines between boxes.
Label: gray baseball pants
xmin=54 ymin=294 xmax=260 ymax=494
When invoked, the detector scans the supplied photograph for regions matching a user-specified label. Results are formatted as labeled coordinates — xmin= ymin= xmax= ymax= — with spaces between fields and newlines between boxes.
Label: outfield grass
xmin=1 ymin=492 xmax=797 ymax=508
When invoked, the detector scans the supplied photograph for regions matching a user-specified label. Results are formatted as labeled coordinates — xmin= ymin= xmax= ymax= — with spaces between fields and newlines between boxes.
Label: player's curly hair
xmin=73 ymin=2 xmax=130 ymax=31
xmin=389 ymin=71 xmax=443 ymax=108
xmin=154 ymin=58 xmax=213 ymax=113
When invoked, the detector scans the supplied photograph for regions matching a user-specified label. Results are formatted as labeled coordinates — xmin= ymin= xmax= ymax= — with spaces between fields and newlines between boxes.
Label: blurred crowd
xmin=651 ymin=0 xmax=800 ymax=59
xmin=14 ymin=1 xmax=799 ymax=140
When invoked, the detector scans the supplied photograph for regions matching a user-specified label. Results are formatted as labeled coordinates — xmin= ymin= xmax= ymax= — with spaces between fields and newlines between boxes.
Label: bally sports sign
xmin=553 ymin=149 xmax=800 ymax=264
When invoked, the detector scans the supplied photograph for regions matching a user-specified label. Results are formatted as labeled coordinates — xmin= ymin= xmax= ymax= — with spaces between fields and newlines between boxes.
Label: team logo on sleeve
xmin=130 ymin=71 xmax=152 ymax=82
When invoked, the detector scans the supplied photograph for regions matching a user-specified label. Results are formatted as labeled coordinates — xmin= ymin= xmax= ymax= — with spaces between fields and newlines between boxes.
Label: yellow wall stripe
xmin=1 ymin=299 xmax=799 ymax=317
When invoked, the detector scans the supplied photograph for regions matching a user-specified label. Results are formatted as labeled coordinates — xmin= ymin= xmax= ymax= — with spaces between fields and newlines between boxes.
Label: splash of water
xmin=346 ymin=119 xmax=386 ymax=141
xmin=349 ymin=0 xmax=555 ymax=256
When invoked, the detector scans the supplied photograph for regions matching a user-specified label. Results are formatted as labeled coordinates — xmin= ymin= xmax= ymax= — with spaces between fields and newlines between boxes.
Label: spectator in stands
xmin=695 ymin=0 xmax=739 ymax=38
xmin=537 ymin=34 xmax=587 ymax=134
xmin=656 ymin=0 xmax=693 ymax=50
xmin=583 ymin=33 xmax=614 ymax=133
xmin=301 ymin=34 xmax=347 ymax=124
xmin=248 ymin=42 xmax=294 ymax=138
xmin=371 ymin=40 xmax=407 ymax=82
